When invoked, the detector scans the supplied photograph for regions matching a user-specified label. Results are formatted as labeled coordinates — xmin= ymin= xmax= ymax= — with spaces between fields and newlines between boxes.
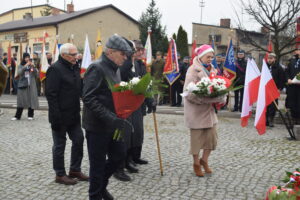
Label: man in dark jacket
xmin=114 ymin=40 xmax=155 ymax=182
xmin=266 ymin=53 xmax=286 ymax=127
xmin=286 ymin=49 xmax=300 ymax=124
xmin=82 ymin=34 xmax=133 ymax=200
xmin=233 ymin=50 xmax=247 ymax=112
xmin=45 ymin=43 xmax=88 ymax=185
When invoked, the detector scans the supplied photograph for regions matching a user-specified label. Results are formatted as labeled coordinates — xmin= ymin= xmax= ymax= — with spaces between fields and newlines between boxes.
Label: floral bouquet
xmin=108 ymin=73 xmax=152 ymax=140
xmin=291 ymin=73 xmax=300 ymax=84
xmin=182 ymin=72 xmax=241 ymax=109
xmin=265 ymin=168 xmax=300 ymax=200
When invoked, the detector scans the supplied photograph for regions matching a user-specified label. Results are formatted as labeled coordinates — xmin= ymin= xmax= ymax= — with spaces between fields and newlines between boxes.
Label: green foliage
xmin=139 ymin=0 xmax=168 ymax=55
xmin=132 ymin=73 xmax=152 ymax=96
xmin=161 ymin=36 xmax=169 ymax=54
xmin=172 ymin=33 xmax=177 ymax=42
xmin=176 ymin=25 xmax=189 ymax=58
xmin=40 ymin=6 xmax=52 ymax=16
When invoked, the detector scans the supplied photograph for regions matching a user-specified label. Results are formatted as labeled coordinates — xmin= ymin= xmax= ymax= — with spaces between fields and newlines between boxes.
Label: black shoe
xmin=133 ymin=158 xmax=148 ymax=165
xmin=231 ymin=108 xmax=238 ymax=112
xmin=102 ymin=189 xmax=114 ymax=200
xmin=176 ymin=104 xmax=181 ymax=107
xmin=125 ymin=162 xmax=139 ymax=173
xmin=171 ymin=104 xmax=177 ymax=107
xmin=113 ymin=169 xmax=131 ymax=182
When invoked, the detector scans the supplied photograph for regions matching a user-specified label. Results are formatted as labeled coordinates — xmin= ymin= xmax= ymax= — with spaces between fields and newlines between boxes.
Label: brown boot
xmin=55 ymin=175 xmax=78 ymax=185
xmin=200 ymin=159 xmax=212 ymax=173
xmin=193 ymin=164 xmax=204 ymax=177
xmin=69 ymin=171 xmax=89 ymax=181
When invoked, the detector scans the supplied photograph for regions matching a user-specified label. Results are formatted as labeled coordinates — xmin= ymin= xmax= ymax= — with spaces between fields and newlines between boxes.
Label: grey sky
xmin=0 ymin=0 xmax=259 ymax=43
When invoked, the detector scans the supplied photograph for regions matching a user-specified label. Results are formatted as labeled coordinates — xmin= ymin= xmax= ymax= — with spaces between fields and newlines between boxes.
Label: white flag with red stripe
xmin=254 ymin=60 xmax=280 ymax=135
xmin=81 ymin=34 xmax=92 ymax=76
xmin=241 ymin=59 xmax=261 ymax=127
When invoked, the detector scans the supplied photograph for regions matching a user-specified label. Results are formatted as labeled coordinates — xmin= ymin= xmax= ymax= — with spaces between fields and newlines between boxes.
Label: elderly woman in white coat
xmin=183 ymin=44 xmax=226 ymax=177
xmin=11 ymin=53 xmax=39 ymax=120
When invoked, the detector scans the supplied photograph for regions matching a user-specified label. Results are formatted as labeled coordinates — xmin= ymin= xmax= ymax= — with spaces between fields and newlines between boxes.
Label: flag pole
xmin=152 ymin=112 xmax=164 ymax=176
xmin=272 ymin=100 xmax=296 ymax=139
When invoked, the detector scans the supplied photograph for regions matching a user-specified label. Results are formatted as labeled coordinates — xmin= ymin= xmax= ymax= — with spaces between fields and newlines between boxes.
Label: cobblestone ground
xmin=0 ymin=108 xmax=299 ymax=200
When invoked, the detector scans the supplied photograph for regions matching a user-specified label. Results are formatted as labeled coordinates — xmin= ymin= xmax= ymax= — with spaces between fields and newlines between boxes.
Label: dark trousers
xmin=287 ymin=85 xmax=300 ymax=118
xmin=15 ymin=107 xmax=34 ymax=119
xmin=267 ymin=99 xmax=278 ymax=118
xmin=52 ymin=123 xmax=84 ymax=177
xmin=86 ymin=130 xmax=126 ymax=200
xmin=234 ymin=87 xmax=244 ymax=111
xmin=171 ymin=80 xmax=183 ymax=106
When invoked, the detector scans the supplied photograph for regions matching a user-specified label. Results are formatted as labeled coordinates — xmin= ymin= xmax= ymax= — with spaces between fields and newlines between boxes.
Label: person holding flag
xmin=183 ymin=44 xmax=226 ymax=177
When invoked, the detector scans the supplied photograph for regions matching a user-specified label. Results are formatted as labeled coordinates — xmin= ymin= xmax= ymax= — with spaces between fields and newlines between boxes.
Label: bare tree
xmin=236 ymin=0 xmax=300 ymax=61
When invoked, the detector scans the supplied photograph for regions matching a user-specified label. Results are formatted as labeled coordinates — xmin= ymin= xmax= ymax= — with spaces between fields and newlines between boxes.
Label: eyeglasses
xmin=67 ymin=53 xmax=78 ymax=57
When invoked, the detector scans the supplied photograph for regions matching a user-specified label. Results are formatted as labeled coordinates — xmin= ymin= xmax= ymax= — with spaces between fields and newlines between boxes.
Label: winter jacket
xmin=183 ymin=57 xmax=226 ymax=129
xmin=267 ymin=62 xmax=286 ymax=90
xmin=45 ymin=56 xmax=81 ymax=126
xmin=235 ymin=58 xmax=247 ymax=85
xmin=82 ymin=54 xmax=121 ymax=132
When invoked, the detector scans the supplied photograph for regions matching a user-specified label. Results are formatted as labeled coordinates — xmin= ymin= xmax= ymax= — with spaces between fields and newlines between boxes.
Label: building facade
xmin=192 ymin=19 xmax=290 ymax=67
xmin=0 ymin=4 xmax=65 ymax=24
xmin=0 ymin=4 xmax=140 ymax=61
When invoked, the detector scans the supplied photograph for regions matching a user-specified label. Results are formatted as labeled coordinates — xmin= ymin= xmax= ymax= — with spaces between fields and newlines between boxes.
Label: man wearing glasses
xmin=45 ymin=43 xmax=89 ymax=185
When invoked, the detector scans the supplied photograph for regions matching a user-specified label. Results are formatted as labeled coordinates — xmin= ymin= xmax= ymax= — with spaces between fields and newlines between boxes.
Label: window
xmin=209 ymin=35 xmax=222 ymax=44
xmin=33 ymin=43 xmax=49 ymax=56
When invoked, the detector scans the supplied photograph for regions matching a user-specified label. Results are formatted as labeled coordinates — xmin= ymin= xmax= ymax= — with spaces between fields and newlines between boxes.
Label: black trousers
xmin=287 ymin=85 xmax=300 ymax=118
xmin=234 ymin=87 xmax=244 ymax=111
xmin=266 ymin=99 xmax=278 ymax=118
xmin=52 ymin=123 xmax=84 ymax=177
xmin=86 ymin=130 xmax=126 ymax=200
xmin=15 ymin=107 xmax=34 ymax=119
xmin=171 ymin=80 xmax=183 ymax=106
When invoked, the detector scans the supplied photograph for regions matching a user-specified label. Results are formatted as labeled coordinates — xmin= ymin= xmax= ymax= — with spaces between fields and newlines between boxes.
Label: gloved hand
xmin=147 ymin=99 xmax=157 ymax=113
xmin=113 ymin=118 xmax=133 ymax=131
xmin=51 ymin=123 xmax=61 ymax=131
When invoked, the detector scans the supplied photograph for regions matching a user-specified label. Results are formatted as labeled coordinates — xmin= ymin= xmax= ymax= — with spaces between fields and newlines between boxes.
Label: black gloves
xmin=147 ymin=100 xmax=157 ymax=113
xmin=146 ymin=98 xmax=157 ymax=114
xmin=113 ymin=118 xmax=133 ymax=131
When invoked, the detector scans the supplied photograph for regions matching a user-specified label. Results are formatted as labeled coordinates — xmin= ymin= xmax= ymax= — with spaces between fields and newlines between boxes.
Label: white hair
xmin=59 ymin=43 xmax=76 ymax=55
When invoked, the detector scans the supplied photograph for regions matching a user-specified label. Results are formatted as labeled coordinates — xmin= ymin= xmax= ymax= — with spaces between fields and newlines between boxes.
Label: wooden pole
xmin=272 ymin=100 xmax=296 ymax=139
xmin=152 ymin=112 xmax=164 ymax=176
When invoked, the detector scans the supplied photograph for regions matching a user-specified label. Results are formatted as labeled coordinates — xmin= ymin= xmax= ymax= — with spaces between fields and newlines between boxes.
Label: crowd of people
xmin=1 ymin=33 xmax=300 ymax=200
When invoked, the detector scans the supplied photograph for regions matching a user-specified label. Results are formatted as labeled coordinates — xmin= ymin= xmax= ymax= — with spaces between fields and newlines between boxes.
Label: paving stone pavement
xmin=0 ymin=108 xmax=299 ymax=200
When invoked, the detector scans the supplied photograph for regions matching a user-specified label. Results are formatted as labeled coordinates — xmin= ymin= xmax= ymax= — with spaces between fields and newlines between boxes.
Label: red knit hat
xmin=195 ymin=44 xmax=214 ymax=58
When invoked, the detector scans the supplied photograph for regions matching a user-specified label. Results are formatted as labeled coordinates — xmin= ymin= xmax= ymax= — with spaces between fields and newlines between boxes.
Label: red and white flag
xmin=81 ymin=34 xmax=92 ymax=76
xmin=190 ymin=40 xmax=197 ymax=65
xmin=241 ymin=59 xmax=261 ymax=127
xmin=40 ymin=31 xmax=50 ymax=81
xmin=264 ymin=37 xmax=273 ymax=62
xmin=254 ymin=60 xmax=280 ymax=135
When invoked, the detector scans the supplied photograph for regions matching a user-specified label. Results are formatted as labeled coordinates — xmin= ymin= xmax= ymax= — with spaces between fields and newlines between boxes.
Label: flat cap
xmin=106 ymin=34 xmax=133 ymax=53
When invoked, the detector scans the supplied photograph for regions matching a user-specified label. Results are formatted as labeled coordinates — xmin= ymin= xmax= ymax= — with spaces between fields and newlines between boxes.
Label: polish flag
xmin=241 ymin=59 xmax=261 ymax=127
xmin=81 ymin=34 xmax=92 ymax=76
xmin=254 ymin=60 xmax=280 ymax=135
xmin=264 ymin=38 xmax=273 ymax=62
xmin=190 ymin=40 xmax=197 ymax=65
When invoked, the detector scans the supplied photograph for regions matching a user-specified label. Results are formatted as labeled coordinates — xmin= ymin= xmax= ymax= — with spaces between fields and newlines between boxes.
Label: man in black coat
xmin=45 ymin=43 xmax=88 ymax=185
xmin=233 ymin=50 xmax=247 ymax=112
xmin=266 ymin=53 xmax=286 ymax=127
xmin=82 ymin=34 xmax=133 ymax=200
xmin=113 ymin=40 xmax=155 ymax=182
xmin=286 ymin=49 xmax=300 ymax=124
